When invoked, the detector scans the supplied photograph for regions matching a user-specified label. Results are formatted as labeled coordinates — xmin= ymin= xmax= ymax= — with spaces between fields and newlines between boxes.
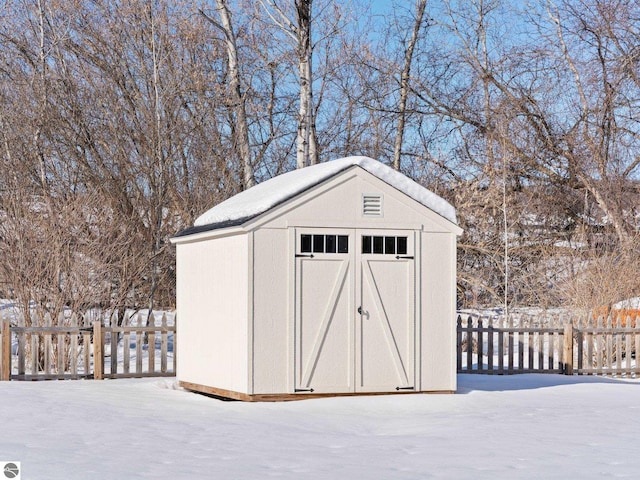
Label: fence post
xmin=1 ymin=320 xmax=10 ymax=381
xmin=563 ymin=321 xmax=574 ymax=375
xmin=93 ymin=321 xmax=103 ymax=380
xmin=456 ymin=316 xmax=462 ymax=372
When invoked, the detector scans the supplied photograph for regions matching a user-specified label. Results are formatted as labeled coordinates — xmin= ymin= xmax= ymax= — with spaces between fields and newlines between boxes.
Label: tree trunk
xmin=296 ymin=0 xmax=317 ymax=168
xmin=214 ymin=0 xmax=255 ymax=188
xmin=393 ymin=0 xmax=426 ymax=171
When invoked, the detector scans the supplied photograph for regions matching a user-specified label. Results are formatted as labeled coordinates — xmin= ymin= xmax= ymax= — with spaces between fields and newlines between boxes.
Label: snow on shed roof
xmin=192 ymin=156 xmax=457 ymax=231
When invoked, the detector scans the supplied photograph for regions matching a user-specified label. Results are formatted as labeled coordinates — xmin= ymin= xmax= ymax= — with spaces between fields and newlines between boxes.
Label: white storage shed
xmin=171 ymin=156 xmax=462 ymax=401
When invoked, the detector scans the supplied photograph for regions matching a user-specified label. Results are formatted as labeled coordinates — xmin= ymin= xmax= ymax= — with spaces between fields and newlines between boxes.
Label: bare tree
xmin=400 ymin=0 xmax=640 ymax=308
xmin=393 ymin=0 xmax=427 ymax=171
xmin=200 ymin=0 xmax=255 ymax=189
xmin=0 ymin=0 xmax=238 ymax=322
xmin=260 ymin=0 xmax=319 ymax=168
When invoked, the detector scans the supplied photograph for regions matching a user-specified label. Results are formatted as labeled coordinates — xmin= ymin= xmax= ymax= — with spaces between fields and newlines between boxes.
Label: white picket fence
xmin=0 ymin=311 xmax=175 ymax=381
xmin=457 ymin=314 xmax=640 ymax=376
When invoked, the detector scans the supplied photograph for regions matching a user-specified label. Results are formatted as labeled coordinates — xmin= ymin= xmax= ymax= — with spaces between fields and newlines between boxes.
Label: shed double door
xmin=294 ymin=228 xmax=415 ymax=393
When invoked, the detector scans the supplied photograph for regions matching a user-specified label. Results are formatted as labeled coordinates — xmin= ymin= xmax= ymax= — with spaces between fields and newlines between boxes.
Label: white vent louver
xmin=362 ymin=194 xmax=383 ymax=217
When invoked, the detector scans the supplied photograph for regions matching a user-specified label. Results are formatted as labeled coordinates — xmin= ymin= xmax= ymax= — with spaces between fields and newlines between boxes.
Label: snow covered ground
xmin=2 ymin=374 xmax=640 ymax=479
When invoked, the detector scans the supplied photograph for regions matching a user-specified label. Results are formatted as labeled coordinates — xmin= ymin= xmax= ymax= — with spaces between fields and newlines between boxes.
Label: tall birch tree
xmin=260 ymin=0 xmax=318 ymax=168
xmin=200 ymin=0 xmax=255 ymax=189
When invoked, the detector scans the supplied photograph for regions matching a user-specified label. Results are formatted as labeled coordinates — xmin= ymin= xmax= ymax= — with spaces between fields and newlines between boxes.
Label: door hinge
xmin=295 ymin=388 xmax=315 ymax=393
xmin=295 ymin=254 xmax=314 ymax=258
xmin=395 ymin=255 xmax=414 ymax=260
xmin=396 ymin=386 xmax=415 ymax=391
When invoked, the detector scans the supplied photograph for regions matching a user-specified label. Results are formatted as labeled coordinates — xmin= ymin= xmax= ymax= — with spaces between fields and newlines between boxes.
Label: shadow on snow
xmin=456 ymin=372 xmax=640 ymax=393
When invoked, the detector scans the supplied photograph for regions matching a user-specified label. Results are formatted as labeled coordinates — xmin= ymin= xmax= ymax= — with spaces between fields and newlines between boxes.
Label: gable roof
xmin=175 ymin=156 xmax=457 ymax=238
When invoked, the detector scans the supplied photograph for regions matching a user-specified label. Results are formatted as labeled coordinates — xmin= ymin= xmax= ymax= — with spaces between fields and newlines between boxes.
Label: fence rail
xmin=458 ymin=314 xmax=640 ymax=377
xmin=0 ymin=312 xmax=176 ymax=381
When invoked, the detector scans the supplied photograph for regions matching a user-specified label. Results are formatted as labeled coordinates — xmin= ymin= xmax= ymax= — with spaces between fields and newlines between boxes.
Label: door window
xmin=361 ymin=235 xmax=408 ymax=255
xmin=301 ymin=234 xmax=349 ymax=254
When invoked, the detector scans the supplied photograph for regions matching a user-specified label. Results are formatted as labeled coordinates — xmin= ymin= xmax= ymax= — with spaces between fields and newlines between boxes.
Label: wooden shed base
xmin=179 ymin=381 xmax=454 ymax=402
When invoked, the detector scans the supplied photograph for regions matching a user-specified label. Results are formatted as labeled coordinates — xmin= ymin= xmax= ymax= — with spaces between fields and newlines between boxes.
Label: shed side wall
xmin=420 ymin=232 xmax=457 ymax=391
xmin=176 ymin=234 xmax=249 ymax=393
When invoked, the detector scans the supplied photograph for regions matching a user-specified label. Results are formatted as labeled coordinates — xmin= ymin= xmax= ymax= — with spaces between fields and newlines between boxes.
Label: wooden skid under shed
xmin=180 ymin=381 xmax=454 ymax=402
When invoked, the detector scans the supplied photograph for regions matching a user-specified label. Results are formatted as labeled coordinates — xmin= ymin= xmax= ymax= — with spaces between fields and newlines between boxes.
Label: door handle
xmin=357 ymin=306 xmax=363 ymax=315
